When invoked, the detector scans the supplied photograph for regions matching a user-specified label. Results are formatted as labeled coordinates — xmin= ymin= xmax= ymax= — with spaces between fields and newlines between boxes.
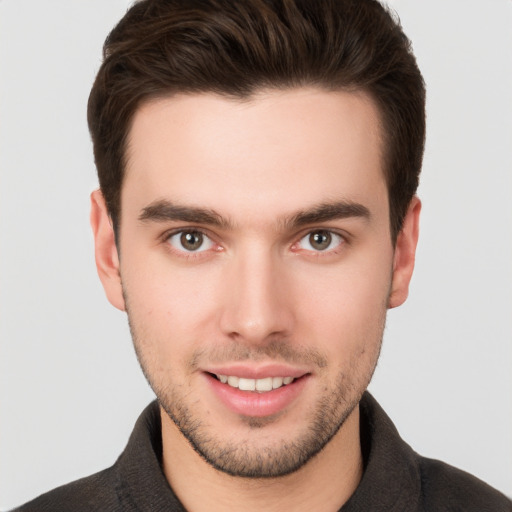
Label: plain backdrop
xmin=1 ymin=0 xmax=511 ymax=508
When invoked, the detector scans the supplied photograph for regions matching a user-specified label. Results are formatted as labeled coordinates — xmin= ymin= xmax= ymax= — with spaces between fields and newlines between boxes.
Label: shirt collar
xmin=115 ymin=392 xmax=421 ymax=511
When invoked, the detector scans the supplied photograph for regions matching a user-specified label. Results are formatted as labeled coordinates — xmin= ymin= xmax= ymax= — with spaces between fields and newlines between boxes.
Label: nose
xmin=219 ymin=247 xmax=295 ymax=345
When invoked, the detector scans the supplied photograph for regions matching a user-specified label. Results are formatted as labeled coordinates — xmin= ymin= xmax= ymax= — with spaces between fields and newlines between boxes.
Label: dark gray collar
xmin=114 ymin=392 xmax=421 ymax=511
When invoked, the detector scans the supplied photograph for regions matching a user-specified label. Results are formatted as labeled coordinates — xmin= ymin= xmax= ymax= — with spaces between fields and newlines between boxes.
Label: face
xmin=92 ymin=88 xmax=419 ymax=478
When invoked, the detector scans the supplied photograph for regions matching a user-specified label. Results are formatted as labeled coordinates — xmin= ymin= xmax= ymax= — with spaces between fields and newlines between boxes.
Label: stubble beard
xmin=125 ymin=301 xmax=385 ymax=479
xmin=158 ymin=370 xmax=366 ymax=478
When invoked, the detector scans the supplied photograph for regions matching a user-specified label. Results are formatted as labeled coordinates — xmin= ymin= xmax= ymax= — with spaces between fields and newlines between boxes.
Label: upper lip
xmin=204 ymin=363 xmax=309 ymax=379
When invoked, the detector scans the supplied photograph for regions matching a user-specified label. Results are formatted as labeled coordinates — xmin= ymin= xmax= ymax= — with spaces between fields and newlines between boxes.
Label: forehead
xmin=123 ymin=88 xmax=386 ymax=225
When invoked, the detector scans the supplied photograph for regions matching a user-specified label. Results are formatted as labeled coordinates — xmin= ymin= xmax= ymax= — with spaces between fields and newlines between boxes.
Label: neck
xmin=160 ymin=406 xmax=363 ymax=512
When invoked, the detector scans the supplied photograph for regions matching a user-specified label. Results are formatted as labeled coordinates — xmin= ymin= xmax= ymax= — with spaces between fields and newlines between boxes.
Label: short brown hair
xmin=88 ymin=0 xmax=425 ymax=242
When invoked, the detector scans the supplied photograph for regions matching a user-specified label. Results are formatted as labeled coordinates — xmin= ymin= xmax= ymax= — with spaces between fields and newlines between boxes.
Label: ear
xmin=388 ymin=196 xmax=421 ymax=309
xmin=90 ymin=189 xmax=125 ymax=311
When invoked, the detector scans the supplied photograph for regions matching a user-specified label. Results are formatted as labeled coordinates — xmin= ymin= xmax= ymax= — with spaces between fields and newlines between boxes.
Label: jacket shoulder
xmin=11 ymin=465 xmax=125 ymax=512
xmin=418 ymin=456 xmax=512 ymax=511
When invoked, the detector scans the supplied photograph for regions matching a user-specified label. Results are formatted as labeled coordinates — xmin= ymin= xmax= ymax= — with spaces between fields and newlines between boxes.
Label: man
xmin=12 ymin=0 xmax=511 ymax=510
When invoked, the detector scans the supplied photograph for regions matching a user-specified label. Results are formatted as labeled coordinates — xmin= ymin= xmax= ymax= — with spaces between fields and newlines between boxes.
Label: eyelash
xmin=163 ymin=228 xmax=221 ymax=258
xmin=292 ymin=229 xmax=346 ymax=255
xmin=161 ymin=228 xmax=347 ymax=259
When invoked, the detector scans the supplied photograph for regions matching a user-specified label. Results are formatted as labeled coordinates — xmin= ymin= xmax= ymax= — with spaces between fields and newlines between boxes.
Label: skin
xmin=91 ymin=88 xmax=420 ymax=512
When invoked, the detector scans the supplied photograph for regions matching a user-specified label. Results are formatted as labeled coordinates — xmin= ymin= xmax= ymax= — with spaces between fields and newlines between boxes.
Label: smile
xmin=207 ymin=371 xmax=309 ymax=417
xmin=214 ymin=374 xmax=295 ymax=392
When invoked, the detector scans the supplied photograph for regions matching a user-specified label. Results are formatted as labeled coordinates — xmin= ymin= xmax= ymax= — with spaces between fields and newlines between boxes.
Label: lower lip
xmin=205 ymin=373 xmax=309 ymax=418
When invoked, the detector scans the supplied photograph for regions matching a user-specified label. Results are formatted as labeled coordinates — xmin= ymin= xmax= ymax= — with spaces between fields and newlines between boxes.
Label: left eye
xmin=167 ymin=230 xmax=215 ymax=252
xmin=297 ymin=230 xmax=344 ymax=252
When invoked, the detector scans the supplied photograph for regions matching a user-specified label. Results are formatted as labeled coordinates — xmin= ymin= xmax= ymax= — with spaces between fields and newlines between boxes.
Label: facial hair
xmin=126 ymin=304 xmax=384 ymax=479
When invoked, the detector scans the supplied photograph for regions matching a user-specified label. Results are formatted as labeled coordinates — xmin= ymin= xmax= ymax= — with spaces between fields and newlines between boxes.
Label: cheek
xmin=293 ymin=259 xmax=392 ymax=352
xmin=121 ymin=258 xmax=222 ymax=350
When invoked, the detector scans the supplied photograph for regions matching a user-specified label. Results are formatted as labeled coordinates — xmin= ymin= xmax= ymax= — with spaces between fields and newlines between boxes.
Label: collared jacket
xmin=13 ymin=393 xmax=512 ymax=511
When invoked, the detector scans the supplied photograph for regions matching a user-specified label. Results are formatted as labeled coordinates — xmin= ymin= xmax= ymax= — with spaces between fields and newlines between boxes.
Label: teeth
xmin=255 ymin=377 xmax=273 ymax=392
xmin=238 ymin=378 xmax=256 ymax=391
xmin=227 ymin=375 xmax=239 ymax=387
xmin=272 ymin=376 xmax=283 ymax=388
xmin=216 ymin=374 xmax=295 ymax=392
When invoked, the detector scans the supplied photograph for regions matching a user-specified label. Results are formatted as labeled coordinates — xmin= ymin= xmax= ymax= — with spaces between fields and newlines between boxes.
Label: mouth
xmin=204 ymin=369 xmax=310 ymax=417
xmin=211 ymin=373 xmax=296 ymax=392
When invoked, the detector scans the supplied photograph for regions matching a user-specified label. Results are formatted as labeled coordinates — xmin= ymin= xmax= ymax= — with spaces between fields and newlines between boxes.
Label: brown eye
xmin=309 ymin=231 xmax=332 ymax=250
xmin=168 ymin=230 xmax=214 ymax=252
xmin=181 ymin=231 xmax=203 ymax=250
xmin=298 ymin=230 xmax=343 ymax=252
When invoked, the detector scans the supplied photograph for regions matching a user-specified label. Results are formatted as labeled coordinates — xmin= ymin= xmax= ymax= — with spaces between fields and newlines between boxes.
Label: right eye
xmin=167 ymin=230 xmax=215 ymax=253
xmin=296 ymin=229 xmax=345 ymax=253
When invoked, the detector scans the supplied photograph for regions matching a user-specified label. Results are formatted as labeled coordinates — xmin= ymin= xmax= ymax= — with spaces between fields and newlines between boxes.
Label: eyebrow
xmin=286 ymin=201 xmax=371 ymax=228
xmin=138 ymin=199 xmax=370 ymax=229
xmin=139 ymin=200 xmax=232 ymax=228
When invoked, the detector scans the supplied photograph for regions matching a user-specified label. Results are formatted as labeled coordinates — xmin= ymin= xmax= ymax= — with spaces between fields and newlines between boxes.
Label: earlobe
xmin=90 ymin=190 xmax=126 ymax=311
xmin=388 ymin=196 xmax=421 ymax=309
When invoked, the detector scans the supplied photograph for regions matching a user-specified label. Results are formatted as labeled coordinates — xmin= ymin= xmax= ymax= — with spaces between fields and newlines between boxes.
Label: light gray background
xmin=1 ymin=0 xmax=511 ymax=508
